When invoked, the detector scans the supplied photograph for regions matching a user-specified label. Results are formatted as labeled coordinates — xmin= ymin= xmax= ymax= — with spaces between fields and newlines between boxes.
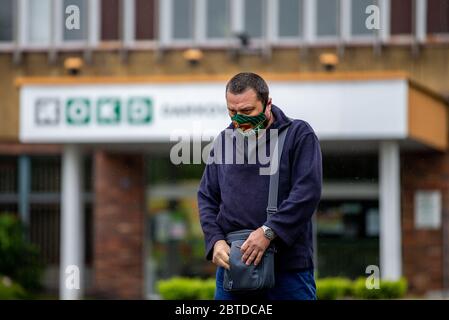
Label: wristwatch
xmin=261 ymin=225 xmax=276 ymax=241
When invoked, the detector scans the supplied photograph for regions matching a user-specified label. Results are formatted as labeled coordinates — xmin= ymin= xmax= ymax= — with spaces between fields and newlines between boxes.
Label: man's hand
xmin=240 ymin=228 xmax=270 ymax=266
xmin=212 ymin=240 xmax=230 ymax=270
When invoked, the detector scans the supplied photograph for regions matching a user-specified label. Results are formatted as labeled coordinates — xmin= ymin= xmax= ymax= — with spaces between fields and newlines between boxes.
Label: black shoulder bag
xmin=223 ymin=126 xmax=290 ymax=292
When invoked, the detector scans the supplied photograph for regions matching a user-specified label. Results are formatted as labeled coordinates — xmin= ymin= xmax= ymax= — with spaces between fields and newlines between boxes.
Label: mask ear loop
xmin=262 ymin=102 xmax=271 ymax=128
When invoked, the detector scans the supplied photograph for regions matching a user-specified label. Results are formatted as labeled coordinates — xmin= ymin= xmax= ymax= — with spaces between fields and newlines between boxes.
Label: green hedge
xmin=157 ymin=277 xmax=215 ymax=300
xmin=0 ymin=276 xmax=28 ymax=300
xmin=157 ymin=276 xmax=408 ymax=300
xmin=316 ymin=277 xmax=353 ymax=300
xmin=351 ymin=277 xmax=408 ymax=300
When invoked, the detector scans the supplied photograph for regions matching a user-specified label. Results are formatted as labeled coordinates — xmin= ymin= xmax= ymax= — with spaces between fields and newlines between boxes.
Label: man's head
xmin=225 ymin=72 xmax=272 ymax=133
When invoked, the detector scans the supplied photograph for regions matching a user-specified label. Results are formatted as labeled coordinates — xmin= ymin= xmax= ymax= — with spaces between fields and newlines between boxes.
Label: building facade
xmin=1 ymin=0 xmax=449 ymax=298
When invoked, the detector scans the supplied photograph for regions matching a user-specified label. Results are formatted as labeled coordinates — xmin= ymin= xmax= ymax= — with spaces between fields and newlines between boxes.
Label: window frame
xmin=98 ymin=0 xmax=121 ymax=45
xmin=424 ymin=0 xmax=449 ymax=43
xmin=123 ymin=0 xmax=158 ymax=49
xmin=57 ymin=0 xmax=89 ymax=48
xmin=272 ymin=0 xmax=305 ymax=46
xmin=2 ymin=0 xmax=449 ymax=53
xmin=387 ymin=0 xmax=417 ymax=45
xmin=203 ymin=0 xmax=232 ymax=45
xmin=344 ymin=0 xmax=379 ymax=45
xmin=21 ymin=0 xmax=52 ymax=50
xmin=164 ymin=0 xmax=197 ymax=47
xmin=0 ymin=0 xmax=17 ymax=51
xmin=312 ymin=0 xmax=340 ymax=46
xmin=238 ymin=0 xmax=271 ymax=47
xmin=14 ymin=0 xmax=99 ymax=52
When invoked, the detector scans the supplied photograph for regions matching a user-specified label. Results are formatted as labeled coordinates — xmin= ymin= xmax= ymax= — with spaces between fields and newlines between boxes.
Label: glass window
xmin=278 ymin=0 xmax=302 ymax=38
xmin=101 ymin=0 xmax=120 ymax=40
xmin=0 ymin=204 xmax=18 ymax=216
xmin=173 ymin=0 xmax=194 ymax=40
xmin=244 ymin=0 xmax=263 ymax=38
xmin=317 ymin=0 xmax=338 ymax=37
xmin=0 ymin=156 xmax=17 ymax=193
xmin=63 ymin=0 xmax=87 ymax=41
xmin=28 ymin=0 xmax=51 ymax=44
xmin=29 ymin=204 xmax=93 ymax=266
xmin=351 ymin=0 xmax=376 ymax=36
xmin=145 ymin=156 xmax=209 ymax=295
xmin=316 ymin=200 xmax=379 ymax=278
xmin=135 ymin=0 xmax=155 ymax=40
xmin=390 ymin=0 xmax=412 ymax=35
xmin=322 ymin=154 xmax=378 ymax=182
xmin=427 ymin=0 xmax=449 ymax=34
xmin=0 ymin=0 xmax=14 ymax=42
xmin=206 ymin=0 xmax=230 ymax=39
xmin=31 ymin=156 xmax=61 ymax=193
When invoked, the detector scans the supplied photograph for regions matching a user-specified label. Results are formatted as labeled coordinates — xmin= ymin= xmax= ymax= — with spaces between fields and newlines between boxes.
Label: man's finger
xmin=213 ymin=254 xmax=229 ymax=270
xmin=246 ymin=249 xmax=259 ymax=265
xmin=218 ymin=257 xmax=230 ymax=270
xmin=242 ymin=246 xmax=255 ymax=263
xmin=240 ymin=240 xmax=249 ymax=253
xmin=219 ymin=251 xmax=230 ymax=264
xmin=254 ymin=251 xmax=264 ymax=266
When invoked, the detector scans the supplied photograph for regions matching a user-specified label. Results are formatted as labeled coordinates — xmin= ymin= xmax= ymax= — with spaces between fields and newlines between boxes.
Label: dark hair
xmin=226 ymin=72 xmax=269 ymax=106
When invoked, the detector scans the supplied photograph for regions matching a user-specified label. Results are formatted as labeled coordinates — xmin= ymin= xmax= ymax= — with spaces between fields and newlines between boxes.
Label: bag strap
xmin=266 ymin=125 xmax=290 ymax=217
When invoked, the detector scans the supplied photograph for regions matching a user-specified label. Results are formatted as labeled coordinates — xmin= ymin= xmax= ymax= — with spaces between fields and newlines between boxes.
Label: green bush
xmin=316 ymin=277 xmax=353 ymax=300
xmin=381 ymin=278 xmax=408 ymax=299
xmin=352 ymin=277 xmax=408 ymax=299
xmin=157 ymin=275 xmax=408 ymax=300
xmin=0 ymin=214 xmax=43 ymax=292
xmin=198 ymin=278 xmax=216 ymax=300
xmin=157 ymin=277 xmax=215 ymax=300
xmin=0 ymin=276 xmax=28 ymax=300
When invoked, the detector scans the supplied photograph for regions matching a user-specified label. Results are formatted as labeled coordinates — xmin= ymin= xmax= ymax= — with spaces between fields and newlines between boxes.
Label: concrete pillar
xmin=60 ymin=145 xmax=85 ymax=300
xmin=379 ymin=141 xmax=402 ymax=280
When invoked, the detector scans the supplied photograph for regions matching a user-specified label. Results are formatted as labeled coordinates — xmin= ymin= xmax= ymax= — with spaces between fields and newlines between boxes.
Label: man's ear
xmin=265 ymin=98 xmax=273 ymax=114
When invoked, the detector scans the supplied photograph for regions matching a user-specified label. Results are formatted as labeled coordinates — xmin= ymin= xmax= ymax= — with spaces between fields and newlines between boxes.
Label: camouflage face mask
xmin=231 ymin=103 xmax=267 ymax=136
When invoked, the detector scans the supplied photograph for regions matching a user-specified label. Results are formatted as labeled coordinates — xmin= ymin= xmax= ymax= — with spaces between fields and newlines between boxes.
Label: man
xmin=197 ymin=72 xmax=322 ymax=300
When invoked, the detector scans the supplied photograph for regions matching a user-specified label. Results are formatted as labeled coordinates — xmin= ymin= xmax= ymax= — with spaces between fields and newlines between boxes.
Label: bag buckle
xmin=266 ymin=207 xmax=277 ymax=215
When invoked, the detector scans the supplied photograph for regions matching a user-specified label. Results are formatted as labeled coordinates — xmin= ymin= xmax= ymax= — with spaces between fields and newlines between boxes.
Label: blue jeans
xmin=214 ymin=266 xmax=317 ymax=300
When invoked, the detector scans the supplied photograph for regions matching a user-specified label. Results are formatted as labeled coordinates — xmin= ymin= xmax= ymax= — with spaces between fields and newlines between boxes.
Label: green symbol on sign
xmin=97 ymin=97 xmax=121 ymax=124
xmin=66 ymin=98 xmax=90 ymax=125
xmin=128 ymin=97 xmax=152 ymax=124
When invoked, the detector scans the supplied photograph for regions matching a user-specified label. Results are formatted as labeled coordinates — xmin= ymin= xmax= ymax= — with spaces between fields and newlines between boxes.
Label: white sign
xmin=19 ymin=79 xmax=408 ymax=143
xmin=414 ymin=190 xmax=442 ymax=229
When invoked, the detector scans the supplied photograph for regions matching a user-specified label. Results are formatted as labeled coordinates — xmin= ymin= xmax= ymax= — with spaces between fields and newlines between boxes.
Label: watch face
xmin=265 ymin=229 xmax=274 ymax=240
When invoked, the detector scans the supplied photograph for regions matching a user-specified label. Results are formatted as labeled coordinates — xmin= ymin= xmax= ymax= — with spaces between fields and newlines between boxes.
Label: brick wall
xmin=401 ymin=151 xmax=449 ymax=295
xmin=92 ymin=151 xmax=145 ymax=299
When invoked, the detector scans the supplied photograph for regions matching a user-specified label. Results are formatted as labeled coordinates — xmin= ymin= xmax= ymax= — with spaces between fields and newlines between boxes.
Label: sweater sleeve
xmin=264 ymin=131 xmax=322 ymax=247
xmin=197 ymin=150 xmax=226 ymax=261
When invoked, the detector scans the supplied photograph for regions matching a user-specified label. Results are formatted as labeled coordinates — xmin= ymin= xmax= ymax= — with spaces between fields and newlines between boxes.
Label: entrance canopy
xmin=16 ymin=72 xmax=448 ymax=151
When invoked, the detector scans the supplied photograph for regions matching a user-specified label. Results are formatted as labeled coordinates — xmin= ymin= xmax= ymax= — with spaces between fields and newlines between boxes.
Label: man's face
xmin=226 ymin=88 xmax=271 ymax=131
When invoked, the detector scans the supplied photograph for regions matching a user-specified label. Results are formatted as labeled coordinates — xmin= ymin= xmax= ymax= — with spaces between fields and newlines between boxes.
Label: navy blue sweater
xmin=197 ymin=105 xmax=322 ymax=271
